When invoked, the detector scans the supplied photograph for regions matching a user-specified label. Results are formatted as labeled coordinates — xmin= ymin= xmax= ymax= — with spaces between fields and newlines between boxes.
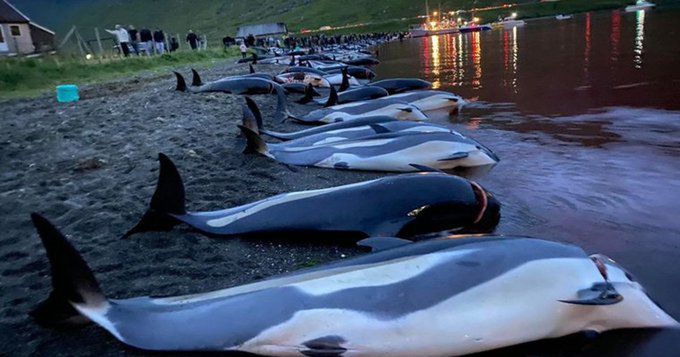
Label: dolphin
xmin=238 ymin=124 xmax=499 ymax=172
xmin=324 ymin=66 xmax=376 ymax=80
xmin=383 ymin=90 xmax=466 ymax=112
xmin=190 ymin=67 xmax=278 ymax=87
xmin=343 ymin=57 xmax=380 ymax=66
xmin=174 ymin=71 xmax=282 ymax=95
xmin=283 ymin=82 xmax=321 ymax=95
xmin=368 ymin=78 xmax=433 ymax=94
xmin=122 ymin=153 xmax=500 ymax=239
xmin=30 ymin=216 xmax=679 ymax=355
xmin=276 ymin=72 xmax=331 ymax=88
xmin=287 ymin=98 xmax=428 ymax=124
xmin=299 ymin=85 xmax=389 ymax=107
xmin=281 ymin=66 xmax=329 ymax=76
xmin=243 ymin=98 xmax=450 ymax=147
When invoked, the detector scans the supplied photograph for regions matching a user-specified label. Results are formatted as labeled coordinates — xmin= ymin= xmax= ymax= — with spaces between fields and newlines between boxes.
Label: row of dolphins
xmin=29 ymin=40 xmax=678 ymax=356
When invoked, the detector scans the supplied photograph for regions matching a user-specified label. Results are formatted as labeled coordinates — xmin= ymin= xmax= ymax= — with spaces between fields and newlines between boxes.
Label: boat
xmin=625 ymin=1 xmax=655 ymax=12
xmin=410 ymin=23 xmax=459 ymax=38
xmin=495 ymin=14 xmax=526 ymax=29
xmin=555 ymin=14 xmax=572 ymax=20
xmin=459 ymin=23 xmax=492 ymax=33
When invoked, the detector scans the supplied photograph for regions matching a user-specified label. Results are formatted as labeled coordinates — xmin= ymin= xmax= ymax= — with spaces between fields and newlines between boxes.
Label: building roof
xmin=236 ymin=23 xmax=287 ymax=38
xmin=0 ymin=0 xmax=30 ymax=23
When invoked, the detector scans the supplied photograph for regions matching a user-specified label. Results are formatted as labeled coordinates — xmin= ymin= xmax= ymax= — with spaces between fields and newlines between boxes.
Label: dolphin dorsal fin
xmin=324 ymin=86 xmax=338 ymax=107
xmin=357 ymin=237 xmax=413 ymax=252
xmin=369 ymin=124 xmax=390 ymax=134
xmin=249 ymin=64 xmax=255 ymax=74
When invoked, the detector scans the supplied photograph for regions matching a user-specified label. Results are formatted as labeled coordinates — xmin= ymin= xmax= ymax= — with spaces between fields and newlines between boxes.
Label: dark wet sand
xmin=0 ymin=62 xmax=384 ymax=355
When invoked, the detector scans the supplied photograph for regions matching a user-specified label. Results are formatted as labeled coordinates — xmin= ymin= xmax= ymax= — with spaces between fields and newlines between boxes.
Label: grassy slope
xmin=0 ymin=48 xmax=240 ymax=99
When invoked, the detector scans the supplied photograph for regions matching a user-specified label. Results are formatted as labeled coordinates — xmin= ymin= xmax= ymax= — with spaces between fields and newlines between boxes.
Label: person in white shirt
xmin=106 ymin=25 xmax=131 ymax=57
xmin=239 ymin=42 xmax=248 ymax=59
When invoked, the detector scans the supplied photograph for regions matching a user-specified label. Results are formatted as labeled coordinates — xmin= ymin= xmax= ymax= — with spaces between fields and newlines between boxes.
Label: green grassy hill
xmin=15 ymin=0 xmax=529 ymax=42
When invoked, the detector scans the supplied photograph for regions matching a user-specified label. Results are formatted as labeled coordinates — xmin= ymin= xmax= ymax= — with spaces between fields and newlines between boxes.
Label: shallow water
xmin=377 ymin=8 xmax=680 ymax=352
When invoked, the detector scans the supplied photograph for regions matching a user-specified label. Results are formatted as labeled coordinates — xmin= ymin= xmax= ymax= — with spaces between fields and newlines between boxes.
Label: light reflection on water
xmin=376 ymin=8 xmax=680 ymax=332
xmin=634 ymin=10 xmax=646 ymax=68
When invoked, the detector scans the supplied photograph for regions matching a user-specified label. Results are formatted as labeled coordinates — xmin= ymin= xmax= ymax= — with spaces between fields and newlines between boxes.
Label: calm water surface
xmin=377 ymin=8 xmax=680 ymax=354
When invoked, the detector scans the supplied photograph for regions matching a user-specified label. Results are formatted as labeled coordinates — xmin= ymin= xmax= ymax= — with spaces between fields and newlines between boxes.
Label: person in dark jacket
xmin=169 ymin=37 xmax=179 ymax=52
xmin=186 ymin=30 xmax=199 ymax=50
xmin=139 ymin=27 xmax=153 ymax=55
xmin=127 ymin=25 xmax=139 ymax=55
xmin=153 ymin=28 xmax=165 ymax=54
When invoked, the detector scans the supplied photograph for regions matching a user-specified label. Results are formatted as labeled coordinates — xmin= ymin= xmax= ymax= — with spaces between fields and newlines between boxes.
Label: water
xmin=376 ymin=9 xmax=680 ymax=353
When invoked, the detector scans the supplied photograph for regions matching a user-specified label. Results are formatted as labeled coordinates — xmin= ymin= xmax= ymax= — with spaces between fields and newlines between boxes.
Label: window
xmin=10 ymin=25 xmax=20 ymax=36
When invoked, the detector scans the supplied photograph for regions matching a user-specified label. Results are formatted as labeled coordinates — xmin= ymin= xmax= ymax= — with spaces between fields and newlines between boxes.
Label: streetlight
xmin=511 ymin=12 xmax=517 ymax=18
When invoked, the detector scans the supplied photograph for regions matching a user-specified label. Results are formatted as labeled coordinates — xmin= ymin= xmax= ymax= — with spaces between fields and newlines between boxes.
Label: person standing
xmin=127 ymin=25 xmax=139 ymax=55
xmin=139 ymin=27 xmax=153 ymax=55
xmin=153 ymin=28 xmax=165 ymax=54
xmin=186 ymin=30 xmax=198 ymax=50
xmin=106 ymin=25 xmax=131 ymax=57
xmin=239 ymin=41 xmax=248 ymax=59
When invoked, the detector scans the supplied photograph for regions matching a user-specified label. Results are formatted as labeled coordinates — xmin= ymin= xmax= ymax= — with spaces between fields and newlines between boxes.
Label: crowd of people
xmin=105 ymin=24 xmax=402 ymax=58
xmin=105 ymin=24 xmax=208 ymax=57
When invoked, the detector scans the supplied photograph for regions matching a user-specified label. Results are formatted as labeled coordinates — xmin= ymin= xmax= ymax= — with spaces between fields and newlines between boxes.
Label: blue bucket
xmin=56 ymin=84 xmax=79 ymax=102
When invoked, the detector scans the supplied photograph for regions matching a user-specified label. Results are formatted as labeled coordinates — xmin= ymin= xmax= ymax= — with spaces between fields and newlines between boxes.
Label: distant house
xmin=0 ymin=0 xmax=55 ymax=55
xmin=236 ymin=23 xmax=288 ymax=39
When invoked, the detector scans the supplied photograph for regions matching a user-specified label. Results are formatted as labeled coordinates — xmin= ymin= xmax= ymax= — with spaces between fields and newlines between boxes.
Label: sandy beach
xmin=0 ymin=62 xmax=386 ymax=355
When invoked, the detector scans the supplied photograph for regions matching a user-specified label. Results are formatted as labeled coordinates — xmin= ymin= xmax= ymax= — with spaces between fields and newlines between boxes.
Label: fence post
xmin=94 ymin=27 xmax=104 ymax=57
xmin=176 ymin=33 xmax=181 ymax=50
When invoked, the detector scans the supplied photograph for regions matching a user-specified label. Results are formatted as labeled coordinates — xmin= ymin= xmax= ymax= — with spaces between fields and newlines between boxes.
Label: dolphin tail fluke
xmin=174 ymin=71 xmax=187 ymax=92
xmin=339 ymin=68 xmax=350 ymax=92
xmin=191 ymin=68 xmax=203 ymax=86
xmin=238 ymin=124 xmax=270 ymax=157
xmin=29 ymin=213 xmax=107 ymax=327
xmin=244 ymin=97 xmax=263 ymax=131
xmin=324 ymin=85 xmax=339 ymax=107
xmin=297 ymin=83 xmax=316 ymax=104
xmin=122 ymin=154 xmax=186 ymax=239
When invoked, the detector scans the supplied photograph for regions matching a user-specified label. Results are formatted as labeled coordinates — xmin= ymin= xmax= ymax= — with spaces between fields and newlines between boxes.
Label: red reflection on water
xmin=584 ymin=13 xmax=592 ymax=79
xmin=611 ymin=10 xmax=621 ymax=62
xmin=471 ymin=32 xmax=482 ymax=89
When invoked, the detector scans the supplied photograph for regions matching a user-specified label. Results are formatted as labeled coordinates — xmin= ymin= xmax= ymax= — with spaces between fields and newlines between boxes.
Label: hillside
xmin=14 ymin=0 xmax=527 ymax=41
xmin=13 ymin=0 xmax=677 ymax=43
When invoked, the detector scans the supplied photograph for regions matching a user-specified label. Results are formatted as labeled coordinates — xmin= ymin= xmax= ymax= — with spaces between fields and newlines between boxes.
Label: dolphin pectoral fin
xmin=301 ymin=336 xmax=347 ymax=357
xmin=409 ymin=164 xmax=446 ymax=173
xmin=357 ymin=237 xmax=413 ymax=252
xmin=559 ymin=283 xmax=623 ymax=306
xmin=369 ymin=124 xmax=391 ymax=134
xmin=122 ymin=153 xmax=186 ymax=239
xmin=437 ymin=152 xmax=469 ymax=161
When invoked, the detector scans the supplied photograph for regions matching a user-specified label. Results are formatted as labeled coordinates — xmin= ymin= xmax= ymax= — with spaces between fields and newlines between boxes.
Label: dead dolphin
xmin=174 ymin=71 xmax=281 ymax=95
xmin=30 ymin=217 xmax=678 ymax=355
xmin=368 ymin=78 xmax=432 ymax=94
xmin=238 ymin=124 xmax=499 ymax=172
xmin=311 ymin=85 xmax=390 ymax=107
xmin=287 ymin=98 xmax=428 ymax=124
xmin=122 ymin=154 xmax=500 ymax=239
xmin=244 ymin=98 xmax=450 ymax=147
xmin=190 ymin=67 xmax=277 ymax=87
